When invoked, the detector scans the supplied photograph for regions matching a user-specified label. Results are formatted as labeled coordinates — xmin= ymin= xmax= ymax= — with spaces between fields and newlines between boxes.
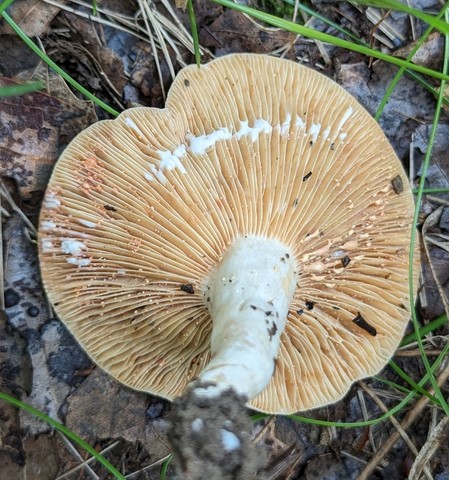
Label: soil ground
xmin=1 ymin=0 xmax=449 ymax=479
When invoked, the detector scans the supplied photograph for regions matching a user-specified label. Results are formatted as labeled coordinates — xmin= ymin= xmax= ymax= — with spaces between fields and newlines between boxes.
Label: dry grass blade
xmin=252 ymin=416 xmax=276 ymax=443
xmin=42 ymin=0 xmax=208 ymax=69
xmin=265 ymin=443 xmax=304 ymax=480
xmin=137 ymin=0 xmax=168 ymax=99
xmin=395 ymin=349 xmax=444 ymax=357
xmin=409 ymin=415 xmax=449 ymax=479
xmin=423 ymin=206 xmax=449 ymax=316
xmin=0 ymin=181 xmax=36 ymax=237
xmin=138 ymin=0 xmax=176 ymax=79
xmin=159 ymin=0 xmax=210 ymax=61
xmin=55 ymin=435 xmax=120 ymax=480
xmin=42 ymin=0 xmax=151 ymax=43
xmin=359 ymin=381 xmax=433 ymax=480
xmin=124 ymin=453 xmax=173 ymax=479
xmin=358 ymin=360 xmax=449 ymax=479
xmin=357 ymin=390 xmax=377 ymax=452
xmin=366 ymin=7 xmax=405 ymax=43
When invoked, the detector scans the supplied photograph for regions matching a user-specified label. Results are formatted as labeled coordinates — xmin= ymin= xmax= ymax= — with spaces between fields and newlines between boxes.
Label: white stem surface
xmin=196 ymin=236 xmax=297 ymax=400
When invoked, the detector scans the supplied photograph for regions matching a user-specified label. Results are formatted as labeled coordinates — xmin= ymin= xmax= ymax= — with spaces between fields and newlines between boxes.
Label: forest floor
xmin=1 ymin=0 xmax=449 ymax=479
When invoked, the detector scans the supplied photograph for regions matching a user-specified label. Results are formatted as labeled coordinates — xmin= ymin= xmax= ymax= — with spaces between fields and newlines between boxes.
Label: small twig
xmin=359 ymin=381 xmax=433 ymax=480
xmin=409 ymin=416 xmax=449 ymax=479
xmin=266 ymin=443 xmax=303 ymax=480
xmin=395 ymin=349 xmax=444 ymax=357
xmin=406 ymin=0 xmax=417 ymax=41
xmin=356 ymin=390 xmax=376 ymax=453
xmin=56 ymin=435 xmax=120 ymax=480
xmin=137 ymin=0 xmax=168 ymax=100
xmin=0 ymin=181 xmax=37 ymax=237
xmin=125 ymin=453 xmax=173 ymax=479
xmin=357 ymin=360 xmax=449 ymax=479
xmin=252 ymin=415 xmax=276 ymax=444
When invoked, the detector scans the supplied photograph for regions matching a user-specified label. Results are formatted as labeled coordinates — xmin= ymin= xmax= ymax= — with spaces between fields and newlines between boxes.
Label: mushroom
xmin=39 ymin=54 xmax=417 ymax=476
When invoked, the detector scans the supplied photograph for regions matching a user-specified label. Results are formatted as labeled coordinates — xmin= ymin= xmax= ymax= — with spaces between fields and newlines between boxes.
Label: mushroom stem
xmin=169 ymin=237 xmax=296 ymax=477
xmin=197 ymin=236 xmax=297 ymax=401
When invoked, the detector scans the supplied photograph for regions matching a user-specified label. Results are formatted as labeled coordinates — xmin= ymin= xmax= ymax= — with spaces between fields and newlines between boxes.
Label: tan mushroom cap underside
xmin=39 ymin=54 xmax=418 ymax=414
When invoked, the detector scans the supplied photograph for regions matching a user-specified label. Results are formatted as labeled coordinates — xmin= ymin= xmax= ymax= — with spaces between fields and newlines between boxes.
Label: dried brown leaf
xmin=66 ymin=369 xmax=171 ymax=460
xmin=202 ymin=8 xmax=291 ymax=54
xmin=0 ymin=0 xmax=63 ymax=36
xmin=0 ymin=63 xmax=97 ymax=202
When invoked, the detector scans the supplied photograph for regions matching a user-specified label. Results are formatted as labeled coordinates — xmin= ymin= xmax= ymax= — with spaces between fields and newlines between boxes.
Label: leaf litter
xmin=1 ymin=0 xmax=449 ymax=478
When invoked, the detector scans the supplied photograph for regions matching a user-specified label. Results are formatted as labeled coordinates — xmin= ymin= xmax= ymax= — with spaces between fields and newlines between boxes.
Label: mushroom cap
xmin=39 ymin=54 xmax=418 ymax=414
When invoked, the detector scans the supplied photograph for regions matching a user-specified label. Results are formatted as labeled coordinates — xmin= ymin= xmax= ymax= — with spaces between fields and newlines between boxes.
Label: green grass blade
xmin=186 ymin=0 xmax=201 ymax=67
xmin=287 ymin=340 xmax=449 ymax=427
xmin=404 ymin=69 xmax=449 ymax=111
xmin=388 ymin=360 xmax=439 ymax=404
xmin=374 ymin=375 xmax=414 ymax=395
xmin=160 ymin=453 xmax=173 ymax=479
xmin=281 ymin=0 xmax=363 ymax=43
xmin=400 ymin=314 xmax=448 ymax=346
xmin=0 ymin=0 xmax=16 ymax=14
xmin=212 ymin=0 xmax=449 ymax=81
xmin=407 ymin=9 xmax=449 ymax=418
xmin=0 ymin=11 xmax=120 ymax=116
xmin=0 ymin=81 xmax=44 ymax=97
xmin=0 ymin=392 xmax=125 ymax=479
xmin=281 ymin=1 xmax=449 ymax=113
xmin=250 ymin=412 xmax=269 ymax=422
xmin=375 ymin=2 xmax=449 ymax=119
xmin=352 ymin=0 xmax=449 ymax=35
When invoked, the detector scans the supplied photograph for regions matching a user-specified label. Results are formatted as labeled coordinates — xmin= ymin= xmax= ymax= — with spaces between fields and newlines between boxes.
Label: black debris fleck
xmin=303 ymin=171 xmax=312 ymax=181
xmin=341 ymin=255 xmax=351 ymax=268
xmin=267 ymin=321 xmax=278 ymax=340
xmin=352 ymin=312 xmax=377 ymax=336
xmin=180 ymin=284 xmax=195 ymax=294
xmin=4 ymin=288 xmax=20 ymax=308
xmin=104 ymin=205 xmax=117 ymax=212
xmin=293 ymin=199 xmax=299 ymax=208
xmin=305 ymin=301 xmax=315 ymax=310
xmin=265 ymin=311 xmax=272 ymax=316
xmin=184 ymin=79 xmax=190 ymax=87
xmin=27 ymin=306 xmax=40 ymax=317
xmin=285 ymin=253 xmax=290 ymax=259
xmin=330 ymin=142 xmax=335 ymax=150
xmin=296 ymin=309 xmax=304 ymax=315
xmin=250 ymin=305 xmax=257 ymax=310
xmin=391 ymin=175 xmax=403 ymax=194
